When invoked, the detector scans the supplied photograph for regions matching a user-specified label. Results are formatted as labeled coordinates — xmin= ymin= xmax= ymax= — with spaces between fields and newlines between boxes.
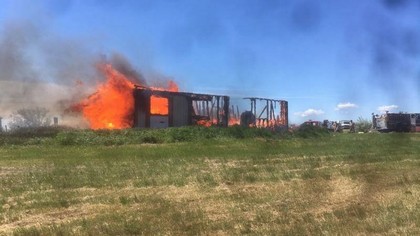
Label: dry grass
xmin=0 ymin=133 xmax=419 ymax=235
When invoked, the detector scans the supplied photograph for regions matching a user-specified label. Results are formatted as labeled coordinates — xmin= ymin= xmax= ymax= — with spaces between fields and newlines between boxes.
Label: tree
xmin=8 ymin=107 xmax=51 ymax=130
xmin=355 ymin=117 xmax=372 ymax=133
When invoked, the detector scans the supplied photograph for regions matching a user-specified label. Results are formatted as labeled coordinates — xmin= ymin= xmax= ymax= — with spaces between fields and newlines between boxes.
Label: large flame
xmin=80 ymin=64 xmax=135 ymax=129
xmin=75 ymin=62 xmax=243 ymax=129
xmin=150 ymin=81 xmax=178 ymax=115
xmin=78 ymin=64 xmax=179 ymax=129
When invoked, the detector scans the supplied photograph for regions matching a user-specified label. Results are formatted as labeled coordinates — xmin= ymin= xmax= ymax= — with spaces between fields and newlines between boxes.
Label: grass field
xmin=0 ymin=128 xmax=419 ymax=235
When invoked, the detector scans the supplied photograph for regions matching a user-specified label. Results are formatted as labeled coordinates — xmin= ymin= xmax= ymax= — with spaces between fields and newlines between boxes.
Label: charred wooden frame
xmin=243 ymin=97 xmax=288 ymax=128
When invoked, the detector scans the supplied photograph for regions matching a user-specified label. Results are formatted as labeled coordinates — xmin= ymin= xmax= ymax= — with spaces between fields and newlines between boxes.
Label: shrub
xmin=355 ymin=117 xmax=372 ymax=133
xmin=8 ymin=126 xmax=74 ymax=138
xmin=168 ymin=127 xmax=199 ymax=142
xmin=0 ymin=124 xmax=332 ymax=146
xmin=141 ymin=131 xmax=165 ymax=144
xmin=8 ymin=107 xmax=52 ymax=131
xmin=295 ymin=124 xmax=329 ymax=138
xmin=56 ymin=132 xmax=78 ymax=145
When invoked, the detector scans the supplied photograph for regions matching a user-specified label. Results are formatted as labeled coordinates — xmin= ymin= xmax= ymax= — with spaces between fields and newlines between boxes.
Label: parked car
xmin=302 ymin=120 xmax=323 ymax=127
xmin=339 ymin=120 xmax=351 ymax=132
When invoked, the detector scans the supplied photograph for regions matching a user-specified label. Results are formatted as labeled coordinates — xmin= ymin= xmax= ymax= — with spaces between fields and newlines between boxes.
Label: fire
xmin=150 ymin=81 xmax=178 ymax=116
xmin=76 ymin=63 xmax=179 ymax=129
xmin=197 ymin=119 xmax=213 ymax=127
xmin=80 ymin=64 xmax=135 ymax=129
xmin=229 ymin=117 xmax=240 ymax=126
xmin=196 ymin=117 xmax=240 ymax=127
xmin=150 ymin=96 xmax=169 ymax=115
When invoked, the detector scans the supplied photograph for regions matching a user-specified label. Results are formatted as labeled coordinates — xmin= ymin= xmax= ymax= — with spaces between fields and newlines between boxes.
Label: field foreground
xmin=0 ymin=131 xmax=419 ymax=235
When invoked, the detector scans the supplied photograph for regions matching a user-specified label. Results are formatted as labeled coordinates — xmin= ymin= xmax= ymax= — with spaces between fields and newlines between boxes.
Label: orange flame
xmin=149 ymin=81 xmax=178 ymax=116
xmin=80 ymin=64 xmax=135 ymax=129
xmin=197 ymin=119 xmax=213 ymax=127
xmin=150 ymin=96 xmax=169 ymax=115
xmin=77 ymin=63 xmax=179 ymax=129
xmin=229 ymin=117 xmax=240 ymax=126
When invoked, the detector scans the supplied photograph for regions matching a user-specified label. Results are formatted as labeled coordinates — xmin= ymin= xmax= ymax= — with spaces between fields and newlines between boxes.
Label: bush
xmin=355 ymin=117 xmax=372 ymax=133
xmin=7 ymin=107 xmax=53 ymax=131
xmin=0 ymin=126 xmax=73 ymax=146
xmin=225 ymin=126 xmax=274 ymax=139
xmin=295 ymin=124 xmax=330 ymax=138
xmin=56 ymin=132 xmax=78 ymax=145
xmin=166 ymin=127 xmax=192 ymax=142
xmin=7 ymin=126 xmax=74 ymax=138
xmin=0 ymin=125 xmax=331 ymax=146
xmin=140 ymin=130 xmax=165 ymax=144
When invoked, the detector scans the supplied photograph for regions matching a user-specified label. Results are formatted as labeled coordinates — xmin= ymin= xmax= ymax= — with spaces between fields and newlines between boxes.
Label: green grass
xmin=0 ymin=128 xmax=419 ymax=235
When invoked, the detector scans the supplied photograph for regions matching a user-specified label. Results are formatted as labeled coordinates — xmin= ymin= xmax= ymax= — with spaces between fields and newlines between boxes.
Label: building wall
xmin=171 ymin=95 xmax=189 ymax=127
xmin=133 ymin=90 xmax=194 ymax=128
xmin=150 ymin=115 xmax=169 ymax=128
xmin=133 ymin=89 xmax=231 ymax=128
xmin=133 ymin=90 xmax=149 ymax=128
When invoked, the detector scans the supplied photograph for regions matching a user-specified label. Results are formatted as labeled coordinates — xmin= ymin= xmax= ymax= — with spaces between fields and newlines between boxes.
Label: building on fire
xmin=132 ymin=86 xmax=289 ymax=129
xmin=133 ymin=86 xmax=230 ymax=128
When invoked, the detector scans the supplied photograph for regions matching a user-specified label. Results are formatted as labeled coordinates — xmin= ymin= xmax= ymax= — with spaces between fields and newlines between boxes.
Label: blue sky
xmin=0 ymin=0 xmax=419 ymax=124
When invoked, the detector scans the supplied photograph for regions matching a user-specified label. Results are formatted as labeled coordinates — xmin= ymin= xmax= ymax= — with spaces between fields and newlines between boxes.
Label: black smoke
xmin=291 ymin=1 xmax=322 ymax=32
xmin=109 ymin=53 xmax=147 ymax=85
xmin=363 ymin=2 xmax=420 ymax=104
xmin=382 ymin=0 xmax=409 ymax=9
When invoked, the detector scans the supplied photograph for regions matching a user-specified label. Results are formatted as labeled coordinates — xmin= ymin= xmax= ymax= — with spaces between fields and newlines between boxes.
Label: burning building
xmin=133 ymin=86 xmax=230 ymax=128
xmin=242 ymin=97 xmax=288 ymax=129
xmin=75 ymin=63 xmax=288 ymax=130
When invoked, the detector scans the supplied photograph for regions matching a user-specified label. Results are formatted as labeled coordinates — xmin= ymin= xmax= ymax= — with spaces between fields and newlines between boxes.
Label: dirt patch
xmin=0 ymin=203 xmax=110 ymax=234
xmin=0 ymin=167 xmax=25 ymax=176
xmin=313 ymin=176 xmax=364 ymax=214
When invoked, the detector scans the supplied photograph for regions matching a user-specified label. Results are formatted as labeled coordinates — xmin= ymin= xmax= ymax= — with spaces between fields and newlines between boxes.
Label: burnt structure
xmin=372 ymin=112 xmax=420 ymax=132
xmin=133 ymin=86 xmax=229 ymax=128
xmin=243 ymin=97 xmax=288 ymax=129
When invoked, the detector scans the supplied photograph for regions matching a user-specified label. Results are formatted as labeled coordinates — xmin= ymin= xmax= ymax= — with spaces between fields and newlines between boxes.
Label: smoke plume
xmin=366 ymin=1 xmax=420 ymax=106
xmin=109 ymin=53 xmax=147 ymax=85
xmin=0 ymin=20 xmax=102 ymax=127
xmin=0 ymin=19 xmax=179 ymax=127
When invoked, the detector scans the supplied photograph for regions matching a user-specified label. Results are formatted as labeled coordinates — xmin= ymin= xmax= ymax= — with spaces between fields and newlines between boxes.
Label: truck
xmin=372 ymin=112 xmax=420 ymax=132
